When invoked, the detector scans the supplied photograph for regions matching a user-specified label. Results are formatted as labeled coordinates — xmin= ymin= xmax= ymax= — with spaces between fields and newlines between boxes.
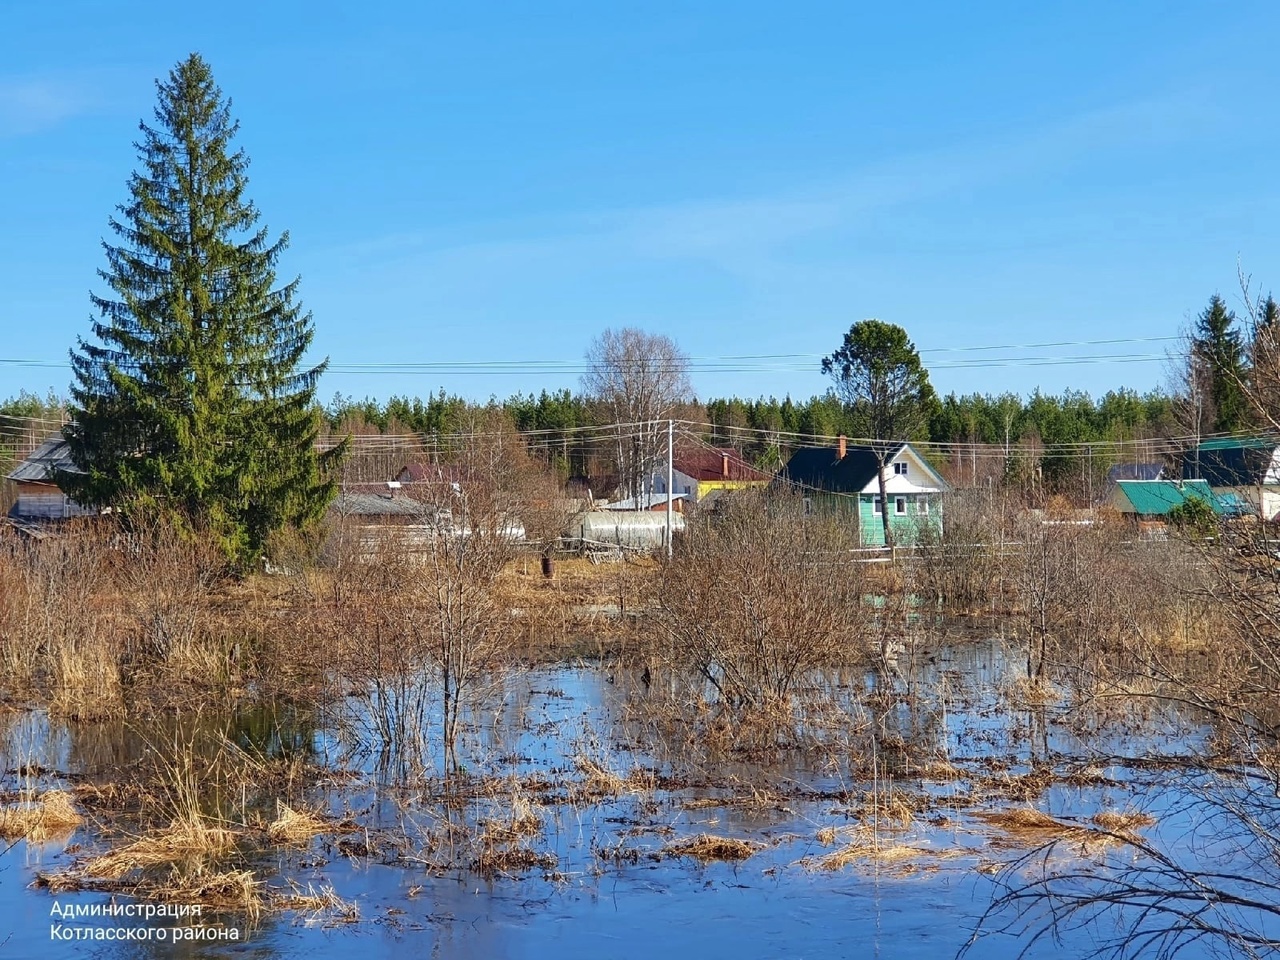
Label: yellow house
xmin=651 ymin=447 xmax=771 ymax=504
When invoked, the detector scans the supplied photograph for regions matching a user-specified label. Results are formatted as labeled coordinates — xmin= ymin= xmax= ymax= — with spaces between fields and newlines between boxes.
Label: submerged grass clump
xmin=156 ymin=866 xmax=266 ymax=916
xmin=0 ymin=791 xmax=82 ymax=841
xmin=84 ymin=817 xmax=239 ymax=880
xmin=573 ymin=756 xmax=632 ymax=797
xmin=473 ymin=846 xmax=558 ymax=876
xmin=481 ymin=795 xmax=543 ymax=844
xmin=266 ymin=803 xmax=332 ymax=846
xmin=274 ymin=881 xmax=360 ymax=922
xmin=972 ymin=807 xmax=1135 ymax=852
xmin=1092 ymin=810 xmax=1157 ymax=832
xmin=665 ymin=834 xmax=761 ymax=862
xmin=807 ymin=825 xmax=964 ymax=872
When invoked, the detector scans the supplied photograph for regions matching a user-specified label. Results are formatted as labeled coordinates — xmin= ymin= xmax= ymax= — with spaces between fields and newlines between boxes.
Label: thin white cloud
xmin=0 ymin=76 xmax=97 ymax=137
xmin=317 ymin=87 xmax=1221 ymax=286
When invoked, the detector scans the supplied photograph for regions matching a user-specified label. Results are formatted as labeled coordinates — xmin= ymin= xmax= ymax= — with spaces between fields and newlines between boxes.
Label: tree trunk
xmin=877 ymin=454 xmax=893 ymax=548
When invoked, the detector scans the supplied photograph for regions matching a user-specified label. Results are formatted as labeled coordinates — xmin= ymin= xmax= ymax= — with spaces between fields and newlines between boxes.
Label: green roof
xmin=1195 ymin=436 xmax=1277 ymax=452
xmin=1114 ymin=479 xmax=1224 ymax=516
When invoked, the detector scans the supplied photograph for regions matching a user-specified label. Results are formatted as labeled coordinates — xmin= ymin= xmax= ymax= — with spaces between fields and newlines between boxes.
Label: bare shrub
xmin=322 ymin=532 xmax=431 ymax=772
xmin=0 ymin=522 xmax=124 ymax=717
xmin=970 ymin=518 xmax=1280 ymax=959
xmin=905 ymin=489 xmax=1010 ymax=613
xmin=113 ymin=518 xmax=230 ymax=682
xmin=1004 ymin=509 xmax=1163 ymax=684
xmin=657 ymin=490 xmax=869 ymax=714
xmin=321 ymin=417 xmax=550 ymax=776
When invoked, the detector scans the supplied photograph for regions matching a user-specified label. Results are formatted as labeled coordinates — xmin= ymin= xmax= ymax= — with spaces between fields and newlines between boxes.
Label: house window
xmin=894 ymin=462 xmax=908 ymax=476
xmin=917 ymin=499 xmax=929 ymax=515
xmin=872 ymin=496 xmax=883 ymax=515
xmin=895 ymin=497 xmax=907 ymax=515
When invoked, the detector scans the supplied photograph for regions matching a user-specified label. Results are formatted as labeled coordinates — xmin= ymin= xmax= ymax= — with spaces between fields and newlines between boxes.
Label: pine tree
xmin=822 ymin=319 xmax=937 ymax=547
xmin=64 ymin=53 xmax=342 ymax=568
xmin=1249 ymin=295 xmax=1280 ymax=429
xmin=1191 ymin=294 xmax=1248 ymax=435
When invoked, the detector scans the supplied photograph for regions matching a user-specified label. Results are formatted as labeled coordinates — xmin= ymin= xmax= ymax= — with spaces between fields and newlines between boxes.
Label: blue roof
xmin=1106 ymin=462 xmax=1164 ymax=483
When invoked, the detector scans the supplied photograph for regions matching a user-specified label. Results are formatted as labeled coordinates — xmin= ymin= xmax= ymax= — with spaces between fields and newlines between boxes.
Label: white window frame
xmin=895 ymin=497 xmax=907 ymax=515
xmin=917 ymin=498 xmax=929 ymax=515
xmin=893 ymin=461 xmax=908 ymax=476
xmin=872 ymin=496 xmax=883 ymax=515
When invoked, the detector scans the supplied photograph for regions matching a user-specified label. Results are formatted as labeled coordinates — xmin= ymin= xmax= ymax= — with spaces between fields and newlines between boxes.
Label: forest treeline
xmin=0 ymin=383 xmax=1182 ymax=513
xmin=308 ymin=384 xmax=1178 ymax=480
xmin=297 ymin=386 xmax=1175 ymax=446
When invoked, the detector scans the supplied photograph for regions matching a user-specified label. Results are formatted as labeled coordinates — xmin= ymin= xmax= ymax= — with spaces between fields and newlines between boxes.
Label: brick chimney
xmin=837 ymin=435 xmax=847 ymax=460
xmin=721 ymin=453 xmax=730 ymax=479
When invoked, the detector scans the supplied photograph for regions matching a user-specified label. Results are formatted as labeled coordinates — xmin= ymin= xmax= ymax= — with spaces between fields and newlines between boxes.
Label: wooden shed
xmin=5 ymin=436 xmax=93 ymax=523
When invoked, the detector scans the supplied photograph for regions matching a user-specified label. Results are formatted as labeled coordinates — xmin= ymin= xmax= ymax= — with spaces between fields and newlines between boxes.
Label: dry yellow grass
xmin=1007 ymin=677 xmax=1062 ymax=707
xmin=85 ymin=818 xmax=238 ymax=880
xmin=473 ymin=846 xmax=558 ymax=875
xmin=807 ymin=825 xmax=964 ymax=871
xmin=481 ymin=795 xmax=543 ymax=843
xmin=0 ymin=791 xmax=82 ymax=841
xmin=975 ymin=807 xmax=1067 ymax=832
xmin=973 ymin=807 xmax=1131 ymax=852
xmin=911 ymin=760 xmax=964 ymax=781
xmin=157 ymin=867 xmax=265 ymax=916
xmin=857 ymin=792 xmax=917 ymax=829
xmin=274 ymin=882 xmax=359 ymax=921
xmin=681 ymin=788 xmax=781 ymax=812
xmin=813 ymin=841 xmax=925 ymax=870
xmin=267 ymin=803 xmax=331 ymax=845
xmin=682 ymin=797 xmax=723 ymax=811
xmin=573 ymin=756 xmax=630 ymax=796
xmin=1092 ymin=810 xmax=1157 ymax=832
xmin=665 ymin=834 xmax=761 ymax=862
xmin=977 ymin=766 xmax=1058 ymax=803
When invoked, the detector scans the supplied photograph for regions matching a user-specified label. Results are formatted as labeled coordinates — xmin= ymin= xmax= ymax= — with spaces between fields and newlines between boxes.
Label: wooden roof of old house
xmin=5 ymin=435 xmax=82 ymax=485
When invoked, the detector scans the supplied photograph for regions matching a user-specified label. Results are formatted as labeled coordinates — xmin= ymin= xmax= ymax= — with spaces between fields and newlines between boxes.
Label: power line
xmin=0 ymin=335 xmax=1185 ymax=377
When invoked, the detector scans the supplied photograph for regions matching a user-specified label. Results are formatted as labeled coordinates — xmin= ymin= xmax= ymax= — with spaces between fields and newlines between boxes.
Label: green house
xmin=777 ymin=438 xmax=949 ymax=546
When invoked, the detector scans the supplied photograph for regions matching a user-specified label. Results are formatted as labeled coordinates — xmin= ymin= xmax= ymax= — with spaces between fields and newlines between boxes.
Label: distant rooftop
xmin=5 ymin=435 xmax=82 ymax=484
xmin=1195 ymin=436 xmax=1278 ymax=452
xmin=603 ymin=493 xmax=687 ymax=511
xmin=1113 ymin=479 xmax=1227 ymax=516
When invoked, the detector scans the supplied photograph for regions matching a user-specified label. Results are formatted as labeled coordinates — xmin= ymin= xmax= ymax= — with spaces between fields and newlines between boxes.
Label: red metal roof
xmin=673 ymin=447 xmax=770 ymax=483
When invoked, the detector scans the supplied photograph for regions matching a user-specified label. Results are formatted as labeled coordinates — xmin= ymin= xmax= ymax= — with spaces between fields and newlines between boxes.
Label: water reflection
xmin=0 ymin=637 xmax=1250 ymax=960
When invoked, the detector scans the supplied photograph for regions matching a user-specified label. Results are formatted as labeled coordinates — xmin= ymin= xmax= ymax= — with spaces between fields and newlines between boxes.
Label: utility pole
xmin=665 ymin=419 xmax=674 ymax=559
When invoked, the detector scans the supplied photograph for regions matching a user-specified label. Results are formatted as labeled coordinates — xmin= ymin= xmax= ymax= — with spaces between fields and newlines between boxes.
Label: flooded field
xmin=0 ymin=637 xmax=1271 ymax=959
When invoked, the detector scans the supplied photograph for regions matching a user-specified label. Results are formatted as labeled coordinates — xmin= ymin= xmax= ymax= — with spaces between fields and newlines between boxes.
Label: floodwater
xmin=0 ymin=639 xmax=1270 ymax=960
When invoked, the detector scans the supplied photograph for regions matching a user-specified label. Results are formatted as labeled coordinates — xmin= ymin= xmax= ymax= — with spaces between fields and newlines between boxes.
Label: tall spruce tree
xmin=64 ymin=53 xmax=342 ymax=568
xmin=1191 ymin=294 xmax=1248 ymax=435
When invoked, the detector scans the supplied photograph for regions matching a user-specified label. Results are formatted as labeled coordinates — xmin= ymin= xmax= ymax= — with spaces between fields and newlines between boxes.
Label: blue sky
xmin=3 ymin=1 xmax=1279 ymax=406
